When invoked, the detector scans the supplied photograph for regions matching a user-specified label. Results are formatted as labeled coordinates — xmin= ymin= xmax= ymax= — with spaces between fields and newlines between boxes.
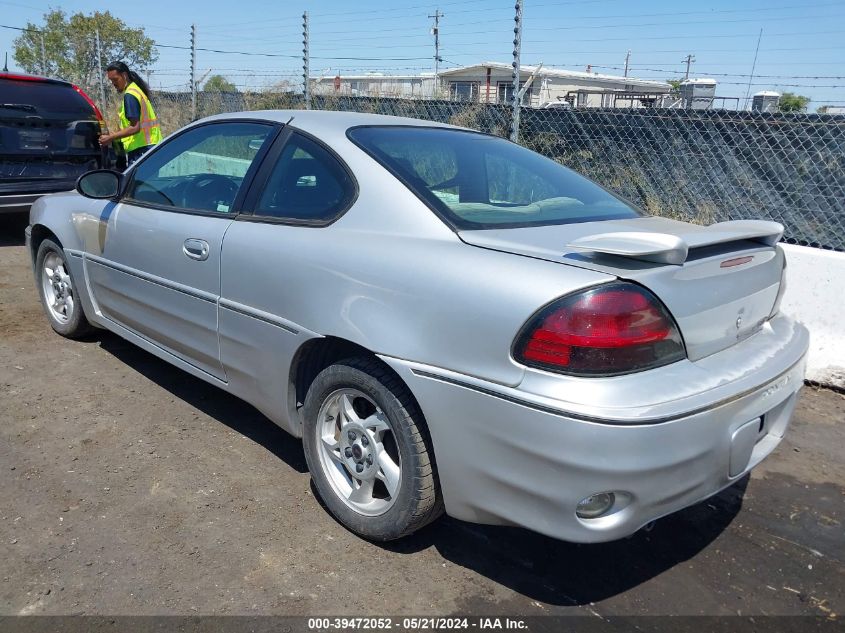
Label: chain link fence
xmin=105 ymin=88 xmax=845 ymax=252
xmin=521 ymin=108 xmax=845 ymax=252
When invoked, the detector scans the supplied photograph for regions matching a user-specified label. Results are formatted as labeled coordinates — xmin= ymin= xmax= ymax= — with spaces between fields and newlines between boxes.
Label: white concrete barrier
xmin=781 ymin=244 xmax=845 ymax=389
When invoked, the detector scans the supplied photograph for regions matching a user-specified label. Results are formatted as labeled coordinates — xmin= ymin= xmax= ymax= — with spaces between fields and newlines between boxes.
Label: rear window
xmin=347 ymin=126 xmax=641 ymax=229
xmin=0 ymin=79 xmax=94 ymax=118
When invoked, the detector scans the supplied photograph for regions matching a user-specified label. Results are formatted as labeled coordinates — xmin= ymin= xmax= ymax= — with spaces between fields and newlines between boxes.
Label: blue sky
xmin=2 ymin=0 xmax=844 ymax=109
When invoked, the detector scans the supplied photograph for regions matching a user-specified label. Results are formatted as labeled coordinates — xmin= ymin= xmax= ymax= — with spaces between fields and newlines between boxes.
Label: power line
xmin=526 ymin=1 xmax=845 ymax=22
xmin=210 ymin=9 xmax=812 ymax=33
xmin=519 ymin=12 xmax=845 ymax=32
xmin=6 ymin=17 xmax=841 ymax=54
xmin=718 ymin=81 xmax=845 ymax=87
xmin=515 ymin=31 xmax=845 ymax=48
xmin=157 ymin=43 xmax=301 ymax=58
xmin=621 ymin=62 xmax=844 ymax=68
xmin=204 ymin=32 xmax=845 ymax=52
xmin=590 ymin=65 xmax=845 ymax=79
xmin=150 ymin=66 xmax=439 ymax=73
xmin=203 ymin=19 xmax=845 ymax=44
xmin=315 ymin=55 xmax=434 ymax=61
xmin=303 ymin=16 xmax=845 ymax=36
xmin=310 ymin=0 xmax=494 ymax=19
xmin=201 ymin=2 xmax=845 ymax=31
xmin=599 ymin=29 xmax=841 ymax=41
xmin=0 ymin=22 xmax=40 ymax=32
xmin=157 ymin=41 xmax=433 ymax=62
xmin=199 ymin=23 xmax=303 ymax=36
xmin=303 ymin=0 xmax=639 ymax=23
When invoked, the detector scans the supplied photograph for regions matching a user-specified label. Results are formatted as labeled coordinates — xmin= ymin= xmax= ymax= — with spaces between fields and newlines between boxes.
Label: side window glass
xmin=125 ymin=122 xmax=273 ymax=213
xmin=254 ymin=132 xmax=354 ymax=222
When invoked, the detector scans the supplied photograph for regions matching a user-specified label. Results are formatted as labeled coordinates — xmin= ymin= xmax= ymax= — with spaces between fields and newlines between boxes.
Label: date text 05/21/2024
xmin=307 ymin=617 xmax=528 ymax=630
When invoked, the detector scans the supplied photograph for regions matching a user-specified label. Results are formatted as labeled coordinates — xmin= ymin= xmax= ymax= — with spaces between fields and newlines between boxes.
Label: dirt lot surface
xmin=1 ymin=214 xmax=843 ymax=619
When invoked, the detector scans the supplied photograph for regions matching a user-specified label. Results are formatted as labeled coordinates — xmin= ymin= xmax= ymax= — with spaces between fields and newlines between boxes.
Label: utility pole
xmin=3 ymin=52 xmax=8 ymax=72
xmin=683 ymin=53 xmax=695 ymax=80
xmin=428 ymin=9 xmax=443 ymax=98
xmin=190 ymin=24 xmax=197 ymax=120
xmin=624 ymin=50 xmax=631 ymax=77
xmin=510 ymin=0 xmax=523 ymax=143
xmin=95 ymin=29 xmax=106 ymax=114
xmin=743 ymin=29 xmax=763 ymax=111
xmin=302 ymin=11 xmax=310 ymax=110
xmin=39 ymin=33 xmax=46 ymax=76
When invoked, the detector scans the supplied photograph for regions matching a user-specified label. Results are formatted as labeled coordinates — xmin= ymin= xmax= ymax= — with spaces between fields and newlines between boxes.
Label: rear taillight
xmin=514 ymin=282 xmax=686 ymax=376
xmin=72 ymin=84 xmax=105 ymax=122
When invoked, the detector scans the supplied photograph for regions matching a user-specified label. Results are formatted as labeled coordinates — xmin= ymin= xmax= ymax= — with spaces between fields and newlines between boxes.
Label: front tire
xmin=35 ymin=238 xmax=93 ymax=338
xmin=302 ymin=358 xmax=443 ymax=541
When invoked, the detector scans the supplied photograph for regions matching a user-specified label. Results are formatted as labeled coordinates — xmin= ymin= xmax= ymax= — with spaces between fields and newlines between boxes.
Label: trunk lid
xmin=459 ymin=216 xmax=786 ymax=361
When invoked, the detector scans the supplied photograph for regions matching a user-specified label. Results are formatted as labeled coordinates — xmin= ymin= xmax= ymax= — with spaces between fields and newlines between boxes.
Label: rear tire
xmin=35 ymin=238 xmax=93 ymax=339
xmin=302 ymin=357 xmax=443 ymax=541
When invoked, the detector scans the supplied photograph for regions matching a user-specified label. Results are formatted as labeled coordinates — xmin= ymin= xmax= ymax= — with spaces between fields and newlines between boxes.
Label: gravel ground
xmin=1 ymin=213 xmax=843 ymax=620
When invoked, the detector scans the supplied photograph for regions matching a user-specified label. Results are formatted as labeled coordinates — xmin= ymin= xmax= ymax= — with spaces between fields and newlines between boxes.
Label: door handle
xmin=183 ymin=238 xmax=210 ymax=261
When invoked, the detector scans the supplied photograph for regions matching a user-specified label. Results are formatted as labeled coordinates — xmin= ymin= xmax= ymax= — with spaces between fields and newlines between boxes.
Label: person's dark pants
xmin=127 ymin=145 xmax=154 ymax=166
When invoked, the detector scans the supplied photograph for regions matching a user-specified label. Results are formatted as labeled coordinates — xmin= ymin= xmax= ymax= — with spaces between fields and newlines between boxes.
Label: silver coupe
xmin=26 ymin=110 xmax=809 ymax=542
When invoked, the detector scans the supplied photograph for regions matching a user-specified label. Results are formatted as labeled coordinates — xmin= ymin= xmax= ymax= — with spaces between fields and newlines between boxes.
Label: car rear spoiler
xmin=567 ymin=220 xmax=784 ymax=265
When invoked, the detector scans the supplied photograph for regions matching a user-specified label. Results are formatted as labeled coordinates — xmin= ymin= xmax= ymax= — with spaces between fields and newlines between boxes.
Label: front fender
xmin=29 ymin=192 xmax=114 ymax=330
xmin=29 ymin=191 xmax=115 ymax=257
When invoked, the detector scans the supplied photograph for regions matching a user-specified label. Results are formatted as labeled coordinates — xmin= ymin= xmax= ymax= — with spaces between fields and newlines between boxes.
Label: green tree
xmin=778 ymin=92 xmax=810 ymax=113
xmin=667 ymin=79 xmax=683 ymax=92
xmin=13 ymin=9 xmax=157 ymax=91
xmin=203 ymin=74 xmax=237 ymax=93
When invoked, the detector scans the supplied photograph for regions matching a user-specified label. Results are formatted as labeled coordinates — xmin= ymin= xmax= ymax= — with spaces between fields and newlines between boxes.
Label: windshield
xmin=347 ymin=126 xmax=641 ymax=229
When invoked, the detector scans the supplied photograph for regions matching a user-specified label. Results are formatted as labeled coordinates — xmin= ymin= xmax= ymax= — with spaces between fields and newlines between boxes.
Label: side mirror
xmin=76 ymin=170 xmax=122 ymax=199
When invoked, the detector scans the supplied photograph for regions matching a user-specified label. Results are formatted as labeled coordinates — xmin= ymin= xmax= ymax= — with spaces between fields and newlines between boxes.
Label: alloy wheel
xmin=41 ymin=252 xmax=75 ymax=324
xmin=315 ymin=388 xmax=402 ymax=516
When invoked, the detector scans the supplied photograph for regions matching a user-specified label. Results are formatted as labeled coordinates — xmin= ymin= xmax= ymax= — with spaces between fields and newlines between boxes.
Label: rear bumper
xmin=380 ymin=314 xmax=809 ymax=543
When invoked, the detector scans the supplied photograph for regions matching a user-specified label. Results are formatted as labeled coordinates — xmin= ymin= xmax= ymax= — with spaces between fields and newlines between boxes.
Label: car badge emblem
xmin=736 ymin=315 xmax=743 ymax=329
xmin=721 ymin=256 xmax=754 ymax=268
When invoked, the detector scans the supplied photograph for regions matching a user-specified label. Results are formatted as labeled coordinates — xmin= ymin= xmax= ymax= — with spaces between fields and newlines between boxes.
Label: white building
xmin=312 ymin=73 xmax=436 ymax=99
xmin=439 ymin=62 xmax=671 ymax=107
xmin=312 ymin=62 xmax=672 ymax=107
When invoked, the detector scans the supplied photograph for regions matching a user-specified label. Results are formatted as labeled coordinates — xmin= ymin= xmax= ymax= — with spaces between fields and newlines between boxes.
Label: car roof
xmin=0 ymin=72 xmax=73 ymax=87
xmin=197 ymin=109 xmax=468 ymax=136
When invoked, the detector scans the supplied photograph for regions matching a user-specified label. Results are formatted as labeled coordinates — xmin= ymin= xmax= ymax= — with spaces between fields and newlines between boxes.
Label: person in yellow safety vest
xmin=98 ymin=61 xmax=162 ymax=166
